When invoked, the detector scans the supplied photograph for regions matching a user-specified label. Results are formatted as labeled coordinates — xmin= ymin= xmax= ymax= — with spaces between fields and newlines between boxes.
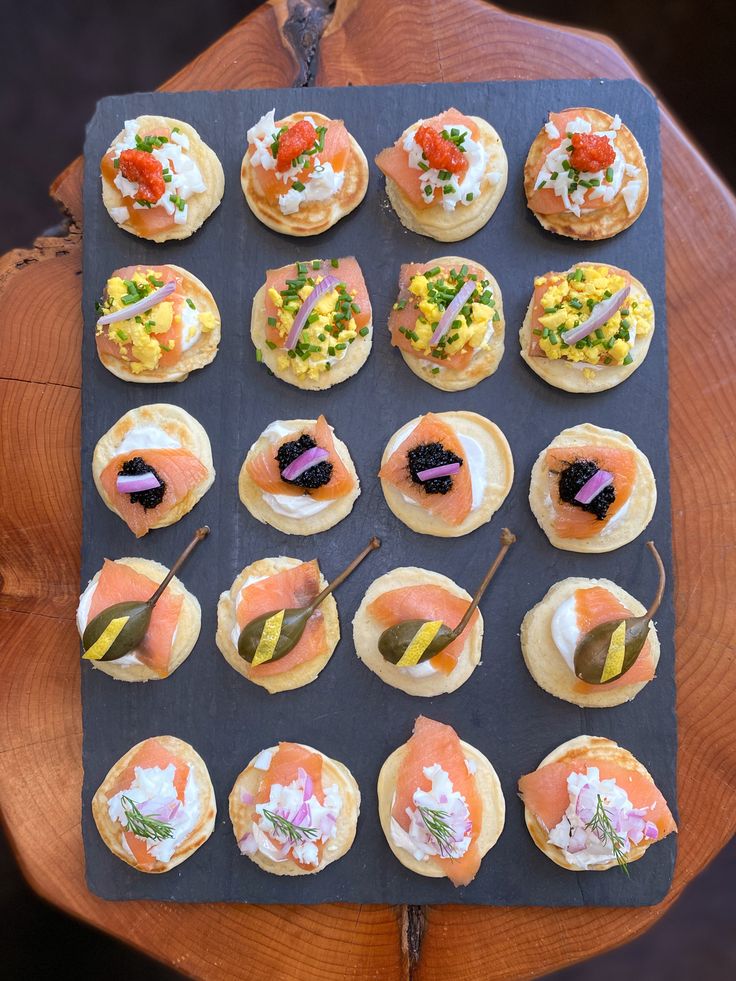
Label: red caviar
xmin=414 ymin=126 xmax=468 ymax=176
xmin=276 ymin=120 xmax=318 ymax=171
xmin=118 ymin=149 xmax=165 ymax=203
xmin=569 ymin=133 xmax=615 ymax=174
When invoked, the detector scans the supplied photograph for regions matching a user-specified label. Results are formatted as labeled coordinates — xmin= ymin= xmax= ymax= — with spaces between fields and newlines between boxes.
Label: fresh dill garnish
xmin=418 ymin=805 xmax=458 ymax=859
xmin=121 ymin=796 xmax=174 ymax=842
xmin=584 ymin=794 xmax=630 ymax=876
xmin=261 ymin=809 xmax=320 ymax=844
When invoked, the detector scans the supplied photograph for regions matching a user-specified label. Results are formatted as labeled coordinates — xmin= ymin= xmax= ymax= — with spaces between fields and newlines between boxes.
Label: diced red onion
xmin=574 ymin=469 xmax=614 ymax=505
xmin=240 ymin=790 xmax=254 ymax=805
xmin=116 ymin=471 xmax=161 ymax=494
xmin=430 ymin=280 xmax=475 ymax=346
xmin=281 ymin=446 xmax=329 ymax=481
xmin=298 ymin=767 xmax=313 ymax=801
xmin=97 ymin=280 xmax=176 ymax=326
xmin=283 ymin=275 xmax=340 ymax=350
xmin=560 ymin=284 xmax=630 ymax=345
xmin=417 ymin=462 xmax=461 ymax=482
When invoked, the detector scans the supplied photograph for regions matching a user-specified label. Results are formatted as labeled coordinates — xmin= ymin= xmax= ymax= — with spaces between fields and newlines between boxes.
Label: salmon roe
xmin=569 ymin=133 xmax=615 ymax=174
xmin=276 ymin=119 xmax=317 ymax=171
xmin=118 ymin=149 xmax=165 ymax=202
xmin=414 ymin=126 xmax=468 ymax=176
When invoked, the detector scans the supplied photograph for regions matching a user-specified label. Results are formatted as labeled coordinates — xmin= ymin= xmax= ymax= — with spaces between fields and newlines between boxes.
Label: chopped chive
xmin=267 ymin=316 xmax=277 ymax=326
xmin=569 ymin=298 xmax=583 ymax=310
xmin=426 ymin=267 xmax=441 ymax=277
xmin=431 ymin=366 xmax=440 ymax=374
xmin=359 ymin=326 xmax=369 ymax=336
xmin=466 ymin=192 xmax=474 ymax=201
xmin=186 ymin=298 xmax=196 ymax=309
xmin=574 ymin=268 xmax=585 ymax=282
xmin=550 ymin=171 xmax=559 ymax=179
xmin=292 ymin=181 xmax=305 ymax=192
xmin=424 ymin=185 xmax=433 ymax=196
xmin=330 ymin=258 xmax=339 ymax=268
xmin=256 ymin=348 xmax=263 ymax=362
xmin=312 ymin=260 xmax=322 ymax=269
xmin=605 ymin=166 xmax=614 ymax=182
xmin=623 ymin=353 xmax=633 ymax=365
xmin=296 ymin=261 xmax=307 ymax=274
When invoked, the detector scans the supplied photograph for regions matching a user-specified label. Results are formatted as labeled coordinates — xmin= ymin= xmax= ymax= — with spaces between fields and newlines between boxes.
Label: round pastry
xmin=239 ymin=416 xmax=359 ymax=536
xmin=100 ymin=115 xmax=224 ymax=242
xmin=378 ymin=716 xmax=504 ymax=886
xmin=379 ymin=410 xmax=513 ymax=538
xmin=375 ymin=107 xmax=507 ymax=242
xmin=388 ymin=257 xmax=504 ymax=391
xmin=520 ymin=576 xmax=660 ymax=707
xmin=216 ymin=556 xmax=339 ymax=694
xmin=77 ymin=557 xmax=201 ymax=682
xmin=352 ymin=567 xmax=483 ymax=697
xmin=519 ymin=262 xmax=654 ymax=393
xmin=241 ymin=109 xmax=368 ymax=236
xmin=95 ymin=263 xmax=221 ymax=383
xmin=230 ymin=741 xmax=360 ymax=875
xmin=92 ymin=403 xmax=215 ymax=538
xmin=251 ymin=256 xmax=372 ymax=390
xmin=524 ymin=107 xmax=648 ymax=240
xmin=529 ymin=423 xmax=656 ymax=553
xmin=518 ymin=735 xmax=676 ymax=872
xmin=92 ymin=735 xmax=216 ymax=873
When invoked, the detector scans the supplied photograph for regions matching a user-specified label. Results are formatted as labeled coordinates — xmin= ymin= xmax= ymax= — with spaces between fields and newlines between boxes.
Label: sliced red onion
xmin=560 ymin=284 xmax=630 ymax=346
xmin=116 ymin=471 xmax=161 ymax=494
xmin=429 ymin=279 xmax=476 ymax=346
xmin=283 ymin=274 xmax=340 ymax=350
xmin=240 ymin=790 xmax=255 ymax=805
xmin=574 ymin=469 xmax=614 ymax=505
xmin=298 ymin=766 xmax=313 ymax=801
xmin=281 ymin=446 xmax=329 ymax=481
xmin=97 ymin=280 xmax=176 ymax=327
xmin=417 ymin=462 xmax=461 ymax=482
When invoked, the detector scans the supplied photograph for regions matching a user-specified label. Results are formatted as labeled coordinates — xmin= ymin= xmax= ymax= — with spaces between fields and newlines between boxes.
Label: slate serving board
xmin=81 ymin=79 xmax=675 ymax=905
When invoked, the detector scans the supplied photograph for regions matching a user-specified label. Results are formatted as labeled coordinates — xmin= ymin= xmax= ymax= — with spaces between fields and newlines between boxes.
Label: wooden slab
xmin=1 ymin=1 xmax=734 ymax=977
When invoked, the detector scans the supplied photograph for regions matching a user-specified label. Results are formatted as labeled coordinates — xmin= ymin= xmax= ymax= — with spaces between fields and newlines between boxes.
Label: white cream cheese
xmin=550 ymin=596 xmax=579 ymax=673
xmin=114 ymin=425 xmax=180 ymax=456
xmin=228 ymin=573 xmax=269 ymax=648
xmin=178 ymin=302 xmax=201 ymax=352
xmin=109 ymin=763 xmax=201 ymax=864
xmin=402 ymin=122 xmax=487 ymax=212
xmin=262 ymin=492 xmax=331 ymax=518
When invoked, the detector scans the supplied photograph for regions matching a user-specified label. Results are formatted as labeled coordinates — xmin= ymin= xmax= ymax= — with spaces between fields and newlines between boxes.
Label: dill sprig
xmin=262 ymin=809 xmax=320 ymax=844
xmin=121 ymin=796 xmax=175 ymax=842
xmin=418 ymin=805 xmax=458 ymax=859
xmin=584 ymin=794 xmax=630 ymax=876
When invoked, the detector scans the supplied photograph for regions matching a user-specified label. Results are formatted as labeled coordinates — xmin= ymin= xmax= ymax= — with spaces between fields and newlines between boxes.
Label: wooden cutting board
xmin=1 ymin=1 xmax=734 ymax=978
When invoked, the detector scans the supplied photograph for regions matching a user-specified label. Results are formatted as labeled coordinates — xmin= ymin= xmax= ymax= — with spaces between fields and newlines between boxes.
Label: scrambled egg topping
xmin=98 ymin=269 xmax=215 ymax=374
xmin=396 ymin=266 xmax=499 ymax=363
xmin=269 ymin=264 xmax=362 ymax=381
xmin=534 ymin=265 xmax=653 ymax=367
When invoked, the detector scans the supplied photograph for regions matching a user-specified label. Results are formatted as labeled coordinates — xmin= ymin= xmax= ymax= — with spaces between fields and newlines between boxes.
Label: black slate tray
xmin=81 ymin=79 xmax=675 ymax=905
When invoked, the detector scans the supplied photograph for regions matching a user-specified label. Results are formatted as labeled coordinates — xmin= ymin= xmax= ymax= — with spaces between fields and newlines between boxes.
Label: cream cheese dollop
xmin=114 ymin=425 xmax=180 ymax=456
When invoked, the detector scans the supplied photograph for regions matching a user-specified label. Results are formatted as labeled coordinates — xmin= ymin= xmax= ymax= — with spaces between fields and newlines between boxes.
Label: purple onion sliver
xmin=281 ymin=446 xmax=329 ymax=481
xmin=97 ymin=280 xmax=176 ymax=327
xmin=429 ymin=279 xmax=476 ymax=346
xmin=416 ymin=462 xmax=461 ymax=482
xmin=240 ymin=790 xmax=255 ymax=805
xmin=283 ymin=274 xmax=340 ymax=350
xmin=116 ymin=471 xmax=161 ymax=495
xmin=574 ymin=469 xmax=614 ymax=505
xmin=559 ymin=283 xmax=631 ymax=346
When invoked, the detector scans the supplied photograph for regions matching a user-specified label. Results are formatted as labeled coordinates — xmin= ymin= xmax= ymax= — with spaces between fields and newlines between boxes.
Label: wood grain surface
xmin=1 ymin=1 xmax=734 ymax=978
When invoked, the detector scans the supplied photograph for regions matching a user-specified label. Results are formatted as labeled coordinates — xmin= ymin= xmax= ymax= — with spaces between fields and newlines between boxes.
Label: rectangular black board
xmin=81 ymin=79 xmax=675 ymax=905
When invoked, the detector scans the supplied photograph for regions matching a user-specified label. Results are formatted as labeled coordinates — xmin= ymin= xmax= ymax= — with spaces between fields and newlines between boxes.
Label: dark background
xmin=1 ymin=0 xmax=733 ymax=977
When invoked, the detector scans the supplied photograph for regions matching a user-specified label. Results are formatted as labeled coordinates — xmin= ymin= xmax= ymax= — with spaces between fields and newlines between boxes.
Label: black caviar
xmin=118 ymin=457 xmax=166 ymax=509
xmin=277 ymin=434 xmax=333 ymax=490
xmin=407 ymin=442 xmax=463 ymax=495
xmin=558 ymin=459 xmax=615 ymax=520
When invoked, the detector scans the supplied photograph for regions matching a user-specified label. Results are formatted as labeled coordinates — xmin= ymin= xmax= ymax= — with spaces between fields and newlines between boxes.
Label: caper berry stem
xmin=147 ymin=526 xmax=210 ymax=608
xmin=305 ymin=537 xmax=381 ymax=614
xmin=645 ymin=541 xmax=666 ymax=621
xmin=450 ymin=528 xmax=516 ymax=639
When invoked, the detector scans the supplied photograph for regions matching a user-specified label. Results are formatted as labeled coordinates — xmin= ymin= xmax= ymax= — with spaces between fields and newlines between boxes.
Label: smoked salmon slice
xmin=389 ymin=261 xmax=484 ymax=370
xmin=376 ymin=109 xmax=480 ymax=207
xmin=246 ymin=415 xmax=355 ymax=501
xmin=571 ymin=586 xmax=654 ymax=692
xmin=393 ymin=716 xmax=483 ymax=886
xmin=96 ymin=265 xmax=187 ymax=368
xmin=368 ymin=585 xmax=478 ymax=675
xmin=519 ymin=756 xmax=676 ymax=839
xmin=253 ymin=742 xmax=326 ymax=868
xmin=99 ymin=448 xmax=209 ymax=538
xmin=263 ymin=257 xmax=371 ymax=346
xmin=249 ymin=119 xmax=351 ymax=202
xmin=379 ymin=414 xmax=472 ymax=526
xmin=546 ymin=445 xmax=636 ymax=539
xmin=236 ymin=561 xmax=326 ymax=678
xmin=88 ymin=560 xmax=183 ymax=677
xmin=527 ymin=109 xmax=617 ymax=216
xmin=108 ymin=737 xmax=189 ymax=871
